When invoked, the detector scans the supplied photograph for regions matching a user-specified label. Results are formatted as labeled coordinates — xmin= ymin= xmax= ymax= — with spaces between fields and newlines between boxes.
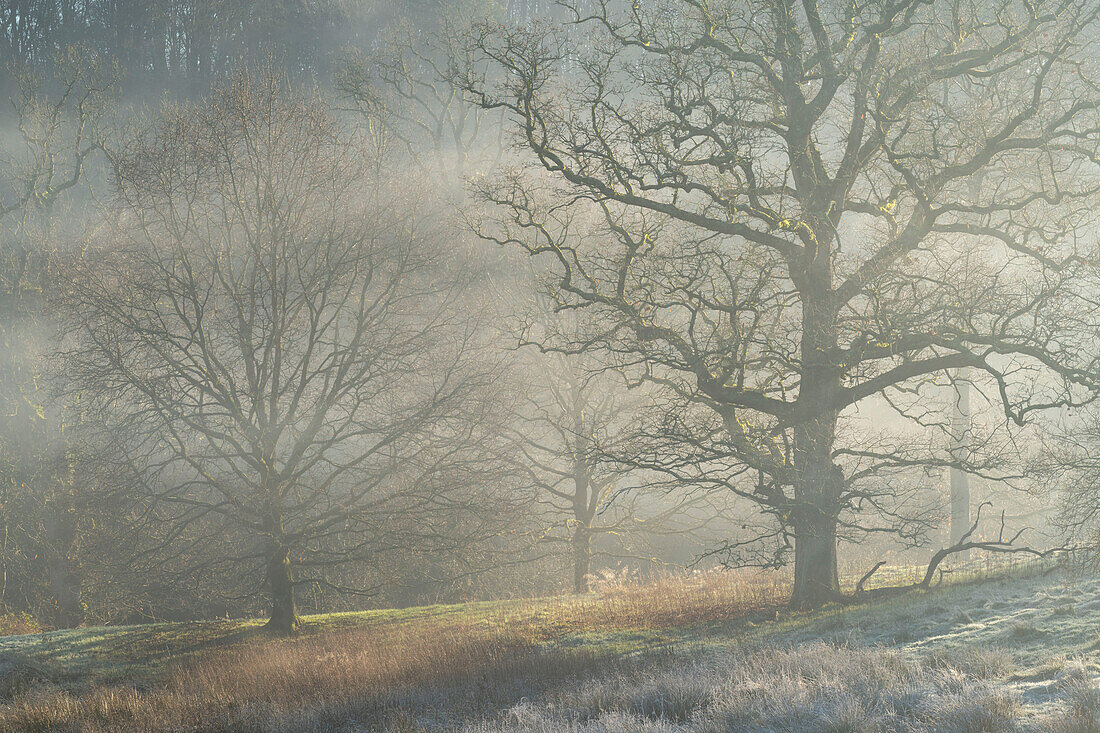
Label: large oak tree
xmin=462 ymin=0 xmax=1100 ymax=606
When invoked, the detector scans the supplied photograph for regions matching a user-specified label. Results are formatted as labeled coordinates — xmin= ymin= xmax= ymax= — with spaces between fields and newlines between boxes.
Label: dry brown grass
xmin=0 ymin=560 xmax=1052 ymax=731
xmin=1 ymin=625 xmax=612 ymax=731
xmin=0 ymin=568 xmax=789 ymax=732
xmin=497 ymin=567 xmax=791 ymax=635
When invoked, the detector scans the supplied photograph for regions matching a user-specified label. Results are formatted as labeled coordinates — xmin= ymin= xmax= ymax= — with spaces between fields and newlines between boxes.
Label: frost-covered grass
xmin=1 ymin=561 xmax=1098 ymax=731
xmin=460 ymin=565 xmax=1100 ymax=732
xmin=474 ymin=643 xmax=1027 ymax=733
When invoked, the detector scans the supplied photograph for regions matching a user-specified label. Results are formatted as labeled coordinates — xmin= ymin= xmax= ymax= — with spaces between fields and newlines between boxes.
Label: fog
xmin=0 ymin=0 xmax=1097 ymax=639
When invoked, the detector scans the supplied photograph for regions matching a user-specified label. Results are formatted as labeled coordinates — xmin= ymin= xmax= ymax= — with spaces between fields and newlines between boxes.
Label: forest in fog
xmin=3 ymin=0 xmax=1100 ymax=636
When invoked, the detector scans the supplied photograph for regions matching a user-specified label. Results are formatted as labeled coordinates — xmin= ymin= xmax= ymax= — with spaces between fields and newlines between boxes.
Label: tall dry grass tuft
xmin=507 ymin=567 xmax=791 ymax=637
xmin=1055 ymin=662 xmax=1100 ymax=733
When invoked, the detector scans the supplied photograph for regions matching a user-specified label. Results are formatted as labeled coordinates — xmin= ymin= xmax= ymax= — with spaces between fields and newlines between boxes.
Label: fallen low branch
xmin=845 ymin=501 xmax=1064 ymax=603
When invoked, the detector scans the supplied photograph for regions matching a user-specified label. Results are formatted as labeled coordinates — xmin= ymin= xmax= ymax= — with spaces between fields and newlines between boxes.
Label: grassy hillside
xmin=0 ymin=561 xmax=1096 ymax=731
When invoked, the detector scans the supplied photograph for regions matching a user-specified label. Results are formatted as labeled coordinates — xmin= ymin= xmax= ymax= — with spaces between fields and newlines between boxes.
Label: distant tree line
xmin=2 ymin=0 xmax=356 ymax=84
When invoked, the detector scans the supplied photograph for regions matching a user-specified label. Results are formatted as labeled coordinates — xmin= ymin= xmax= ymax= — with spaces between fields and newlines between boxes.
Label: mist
xmin=2 ymin=1 xmax=1100 ymax=730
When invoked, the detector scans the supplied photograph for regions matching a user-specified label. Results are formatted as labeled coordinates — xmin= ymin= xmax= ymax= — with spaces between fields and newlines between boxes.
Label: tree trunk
xmin=45 ymin=497 xmax=83 ymax=629
xmin=265 ymin=543 xmax=299 ymax=633
xmin=791 ymin=509 xmax=840 ymax=608
xmin=949 ymin=367 xmax=971 ymax=558
xmin=779 ymin=106 xmax=847 ymax=610
xmin=571 ymin=400 xmax=593 ymax=594
xmin=572 ymin=526 xmax=591 ymax=593
xmin=263 ymin=508 xmax=299 ymax=633
xmin=789 ymin=286 xmax=843 ymax=609
xmin=788 ymin=408 xmax=843 ymax=609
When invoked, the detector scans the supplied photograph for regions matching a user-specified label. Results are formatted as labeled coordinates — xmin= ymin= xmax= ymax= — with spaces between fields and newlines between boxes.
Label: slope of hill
xmin=0 ymin=564 xmax=1095 ymax=731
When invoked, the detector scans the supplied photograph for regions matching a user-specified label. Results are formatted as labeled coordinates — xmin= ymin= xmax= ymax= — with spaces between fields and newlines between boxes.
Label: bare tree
xmin=512 ymin=353 xmax=649 ymax=592
xmin=54 ymin=70 xmax=492 ymax=632
xmin=2 ymin=44 xmax=115 ymax=304
xmin=337 ymin=0 xmax=504 ymax=181
xmin=0 ymin=45 xmax=116 ymax=628
xmin=461 ymin=0 xmax=1100 ymax=607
